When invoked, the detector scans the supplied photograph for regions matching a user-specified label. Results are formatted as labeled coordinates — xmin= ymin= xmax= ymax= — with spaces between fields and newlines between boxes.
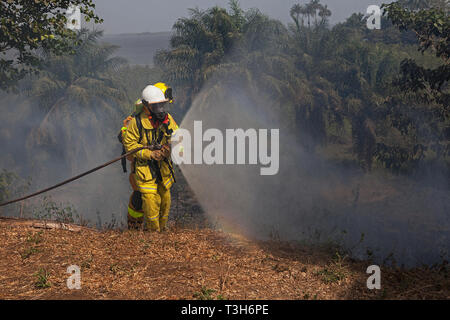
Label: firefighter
xmin=122 ymin=84 xmax=178 ymax=232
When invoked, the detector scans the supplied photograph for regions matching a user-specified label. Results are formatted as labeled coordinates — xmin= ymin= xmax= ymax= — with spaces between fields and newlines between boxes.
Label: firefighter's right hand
xmin=160 ymin=144 xmax=171 ymax=159
xmin=150 ymin=150 xmax=164 ymax=161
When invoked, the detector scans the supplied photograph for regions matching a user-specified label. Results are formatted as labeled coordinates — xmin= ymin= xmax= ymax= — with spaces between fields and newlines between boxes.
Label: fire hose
xmin=0 ymin=146 xmax=155 ymax=207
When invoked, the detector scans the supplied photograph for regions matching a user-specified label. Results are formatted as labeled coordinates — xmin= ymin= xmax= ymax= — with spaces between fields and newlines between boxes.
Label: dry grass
xmin=0 ymin=217 xmax=448 ymax=300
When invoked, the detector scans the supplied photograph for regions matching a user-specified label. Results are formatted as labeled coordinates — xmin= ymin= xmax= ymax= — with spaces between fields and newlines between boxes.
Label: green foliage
xmin=34 ymin=268 xmax=51 ymax=288
xmin=315 ymin=252 xmax=349 ymax=284
xmin=23 ymin=29 xmax=127 ymax=113
xmin=193 ymin=286 xmax=217 ymax=300
xmin=21 ymin=246 xmax=40 ymax=260
xmin=155 ymin=4 xmax=242 ymax=98
xmin=315 ymin=266 xmax=347 ymax=284
xmin=0 ymin=0 xmax=103 ymax=90
xmin=21 ymin=231 xmax=44 ymax=260
xmin=156 ymin=0 xmax=449 ymax=175
xmin=382 ymin=1 xmax=449 ymax=106
xmin=33 ymin=196 xmax=77 ymax=223
xmin=0 ymin=169 xmax=31 ymax=205
xmin=374 ymin=1 xmax=450 ymax=172
xmin=26 ymin=231 xmax=44 ymax=245
xmin=0 ymin=169 xmax=17 ymax=204
xmin=290 ymin=0 xmax=332 ymax=30
xmin=21 ymin=29 xmax=128 ymax=175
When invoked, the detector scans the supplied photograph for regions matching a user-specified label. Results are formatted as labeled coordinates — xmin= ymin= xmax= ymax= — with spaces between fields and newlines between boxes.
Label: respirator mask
xmin=149 ymin=102 xmax=168 ymax=122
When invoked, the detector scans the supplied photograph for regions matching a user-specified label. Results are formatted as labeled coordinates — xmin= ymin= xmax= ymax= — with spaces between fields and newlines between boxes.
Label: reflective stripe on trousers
xmin=128 ymin=206 xmax=144 ymax=219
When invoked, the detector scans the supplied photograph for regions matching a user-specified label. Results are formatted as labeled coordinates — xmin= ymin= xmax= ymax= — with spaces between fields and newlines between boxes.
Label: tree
xmin=155 ymin=3 xmax=243 ymax=111
xmin=0 ymin=0 xmax=102 ymax=90
xmin=318 ymin=4 xmax=332 ymax=27
xmin=229 ymin=0 xmax=245 ymax=30
xmin=382 ymin=1 xmax=449 ymax=106
xmin=290 ymin=4 xmax=304 ymax=31
xmin=397 ymin=0 xmax=449 ymax=11
xmin=22 ymin=29 xmax=127 ymax=174
xmin=290 ymin=0 xmax=331 ymax=32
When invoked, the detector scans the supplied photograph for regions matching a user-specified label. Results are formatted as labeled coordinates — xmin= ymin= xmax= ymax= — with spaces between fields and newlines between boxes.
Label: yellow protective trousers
xmin=141 ymin=184 xmax=171 ymax=232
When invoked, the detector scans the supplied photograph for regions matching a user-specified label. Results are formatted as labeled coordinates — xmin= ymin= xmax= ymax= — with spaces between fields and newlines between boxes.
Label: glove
xmin=160 ymin=144 xmax=171 ymax=159
xmin=150 ymin=150 xmax=164 ymax=161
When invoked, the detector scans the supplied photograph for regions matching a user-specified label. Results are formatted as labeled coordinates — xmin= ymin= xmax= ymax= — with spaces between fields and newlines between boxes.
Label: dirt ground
xmin=0 ymin=217 xmax=448 ymax=300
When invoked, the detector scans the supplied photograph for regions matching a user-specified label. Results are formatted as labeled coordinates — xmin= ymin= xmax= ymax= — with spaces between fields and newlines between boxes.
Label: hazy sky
xmin=92 ymin=0 xmax=392 ymax=34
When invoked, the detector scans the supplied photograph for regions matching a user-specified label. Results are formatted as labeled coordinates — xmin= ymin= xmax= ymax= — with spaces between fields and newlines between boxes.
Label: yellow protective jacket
xmin=123 ymin=112 xmax=178 ymax=194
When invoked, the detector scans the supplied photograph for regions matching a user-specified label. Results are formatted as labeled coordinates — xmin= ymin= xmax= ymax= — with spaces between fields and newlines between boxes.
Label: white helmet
xmin=141 ymin=85 xmax=168 ymax=104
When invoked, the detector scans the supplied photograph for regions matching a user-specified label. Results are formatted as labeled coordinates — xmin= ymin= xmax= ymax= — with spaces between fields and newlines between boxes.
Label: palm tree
xmin=290 ymin=4 xmax=304 ymax=31
xmin=318 ymin=4 xmax=332 ymax=27
xmin=155 ymin=5 xmax=242 ymax=111
xmin=304 ymin=1 xmax=316 ymax=28
xmin=22 ymin=29 xmax=128 ymax=175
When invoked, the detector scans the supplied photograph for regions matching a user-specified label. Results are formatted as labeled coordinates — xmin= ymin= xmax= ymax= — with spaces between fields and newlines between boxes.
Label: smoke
xmin=0 ymin=91 xmax=131 ymax=227
xmin=178 ymin=78 xmax=450 ymax=267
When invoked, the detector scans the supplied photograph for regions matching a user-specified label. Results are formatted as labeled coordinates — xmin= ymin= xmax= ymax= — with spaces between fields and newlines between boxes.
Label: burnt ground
xmin=0 ymin=217 xmax=448 ymax=300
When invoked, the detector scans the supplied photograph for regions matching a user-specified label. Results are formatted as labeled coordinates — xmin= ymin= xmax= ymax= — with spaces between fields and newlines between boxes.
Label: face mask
xmin=150 ymin=102 xmax=168 ymax=121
